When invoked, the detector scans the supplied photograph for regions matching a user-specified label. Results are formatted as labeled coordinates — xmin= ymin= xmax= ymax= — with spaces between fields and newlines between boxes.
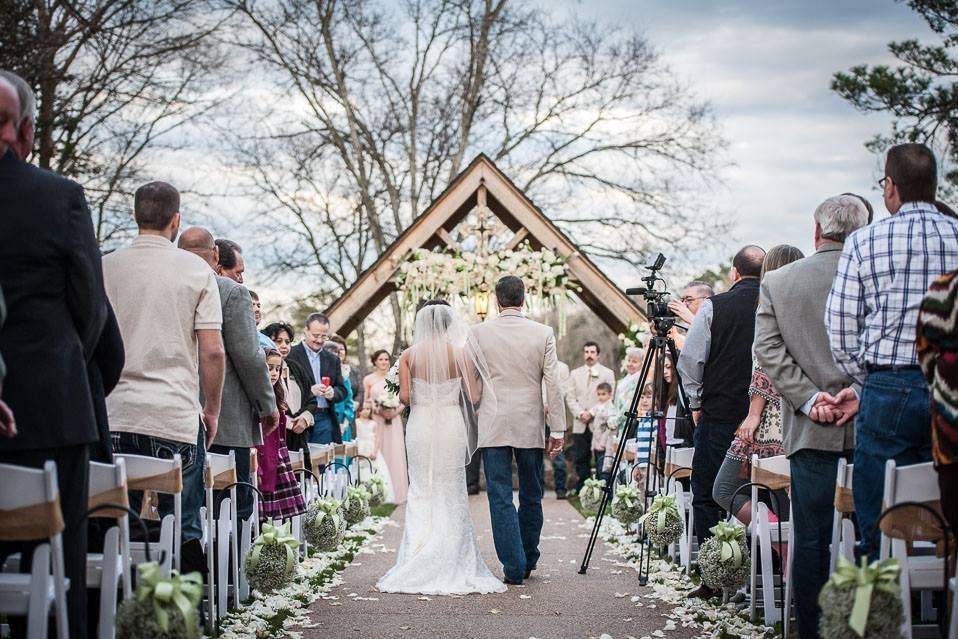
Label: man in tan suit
xmin=566 ymin=343 xmax=615 ymax=491
xmin=472 ymin=276 xmax=564 ymax=585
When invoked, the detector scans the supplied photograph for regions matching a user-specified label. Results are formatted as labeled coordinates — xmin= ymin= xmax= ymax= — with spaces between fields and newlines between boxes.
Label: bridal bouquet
xmin=578 ymin=477 xmax=606 ymax=514
xmin=611 ymin=484 xmax=643 ymax=526
xmin=245 ymin=521 xmax=300 ymax=594
xmin=303 ymin=498 xmax=346 ymax=552
xmin=819 ymin=557 xmax=903 ymax=639
xmin=384 ymin=357 xmax=401 ymax=395
xmin=639 ymin=494 xmax=684 ymax=547
xmin=376 ymin=392 xmax=401 ymax=410
xmin=698 ymin=521 xmax=750 ymax=592
xmin=342 ymin=485 xmax=371 ymax=526
xmin=116 ymin=562 xmax=202 ymax=639
xmin=362 ymin=474 xmax=387 ymax=507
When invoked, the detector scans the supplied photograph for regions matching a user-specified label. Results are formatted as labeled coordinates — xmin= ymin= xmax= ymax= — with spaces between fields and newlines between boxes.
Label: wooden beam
xmin=436 ymin=228 xmax=459 ymax=249
xmin=503 ymin=228 xmax=529 ymax=251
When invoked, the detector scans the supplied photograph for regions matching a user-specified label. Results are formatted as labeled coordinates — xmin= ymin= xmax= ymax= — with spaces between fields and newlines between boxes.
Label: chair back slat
xmin=0 ymin=461 xmax=64 ymax=541
xmin=205 ymin=451 xmax=237 ymax=489
xmin=751 ymin=455 xmax=791 ymax=492
xmin=88 ymin=460 xmax=130 ymax=519
xmin=115 ymin=453 xmax=183 ymax=494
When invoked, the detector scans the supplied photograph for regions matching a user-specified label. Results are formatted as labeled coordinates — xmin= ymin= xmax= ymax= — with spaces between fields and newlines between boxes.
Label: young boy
xmin=589 ymin=382 xmax=616 ymax=481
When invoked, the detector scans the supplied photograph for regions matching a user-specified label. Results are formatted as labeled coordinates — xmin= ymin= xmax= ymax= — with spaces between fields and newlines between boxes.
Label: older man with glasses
xmin=667 ymin=281 xmax=715 ymax=326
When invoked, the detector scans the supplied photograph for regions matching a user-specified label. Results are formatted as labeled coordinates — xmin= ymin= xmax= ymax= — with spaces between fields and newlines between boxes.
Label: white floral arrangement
xmin=819 ymin=557 xmax=903 ymax=639
xmin=375 ymin=392 xmax=401 ymax=410
xmin=639 ymin=494 xmax=684 ymax=547
xmin=394 ymin=241 xmax=579 ymax=334
xmin=698 ymin=521 xmax=750 ymax=592
xmin=303 ymin=498 xmax=346 ymax=552
xmin=342 ymin=485 xmax=371 ymax=527
xmin=362 ymin=474 xmax=387 ymax=507
xmin=384 ymin=357 xmax=401 ymax=395
xmin=115 ymin=562 xmax=202 ymax=639
xmin=611 ymin=484 xmax=643 ymax=526
xmin=244 ymin=521 xmax=300 ymax=594
xmin=578 ymin=477 xmax=606 ymax=514
xmin=618 ymin=321 xmax=649 ymax=355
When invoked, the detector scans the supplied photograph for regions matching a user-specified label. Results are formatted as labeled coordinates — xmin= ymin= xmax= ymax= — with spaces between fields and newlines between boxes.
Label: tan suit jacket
xmin=471 ymin=310 xmax=565 ymax=449
xmin=566 ymin=363 xmax=616 ymax=434
xmin=543 ymin=360 xmax=572 ymax=434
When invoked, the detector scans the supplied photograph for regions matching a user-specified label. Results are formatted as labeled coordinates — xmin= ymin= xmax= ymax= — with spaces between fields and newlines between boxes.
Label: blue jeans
xmin=854 ymin=369 xmax=932 ymax=557
xmin=309 ymin=412 xmax=334 ymax=444
xmin=790 ymin=448 xmax=850 ymax=639
xmin=111 ymin=431 xmax=201 ymax=527
xmin=690 ymin=415 xmax=738 ymax=545
xmin=208 ymin=443 xmax=254 ymax=523
xmin=181 ymin=425 xmax=207 ymax=541
xmin=482 ymin=447 xmax=544 ymax=581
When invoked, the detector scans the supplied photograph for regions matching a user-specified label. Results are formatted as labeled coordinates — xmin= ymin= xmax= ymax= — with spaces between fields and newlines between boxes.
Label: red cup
xmin=321 ymin=376 xmax=331 ymax=387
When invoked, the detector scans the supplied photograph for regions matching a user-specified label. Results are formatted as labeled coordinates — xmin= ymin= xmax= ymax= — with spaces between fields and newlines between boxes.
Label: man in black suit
xmin=287 ymin=313 xmax=346 ymax=445
xmin=0 ymin=71 xmax=109 ymax=639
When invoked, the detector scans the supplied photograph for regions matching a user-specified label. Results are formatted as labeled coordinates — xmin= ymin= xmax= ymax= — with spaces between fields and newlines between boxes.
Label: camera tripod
xmin=577 ymin=315 xmax=690 ymax=586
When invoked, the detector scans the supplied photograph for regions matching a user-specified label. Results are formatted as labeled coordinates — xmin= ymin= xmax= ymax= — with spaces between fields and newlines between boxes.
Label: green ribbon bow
xmin=615 ymin=485 xmax=640 ymax=510
xmin=582 ymin=478 xmax=606 ymax=503
xmin=249 ymin=520 xmax=300 ymax=575
xmin=640 ymin=494 xmax=678 ymax=531
xmin=346 ymin=485 xmax=369 ymax=503
xmin=315 ymin=499 xmax=342 ymax=527
xmin=820 ymin=556 xmax=901 ymax=637
xmin=135 ymin=561 xmax=203 ymax=638
xmin=708 ymin=521 xmax=746 ymax=568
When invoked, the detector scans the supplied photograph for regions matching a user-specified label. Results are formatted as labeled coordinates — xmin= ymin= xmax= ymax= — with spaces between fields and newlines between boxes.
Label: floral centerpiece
xmin=116 ymin=562 xmax=202 ymax=639
xmin=578 ymin=477 xmax=607 ymax=514
xmin=342 ymin=485 xmax=371 ymax=527
xmin=698 ymin=521 xmax=750 ymax=592
xmin=303 ymin=498 xmax=346 ymax=552
xmin=362 ymin=474 xmax=387 ymax=507
xmin=819 ymin=557 xmax=903 ymax=639
xmin=394 ymin=241 xmax=579 ymax=335
xmin=639 ymin=494 xmax=684 ymax=547
xmin=245 ymin=521 xmax=300 ymax=594
xmin=611 ymin=484 xmax=643 ymax=526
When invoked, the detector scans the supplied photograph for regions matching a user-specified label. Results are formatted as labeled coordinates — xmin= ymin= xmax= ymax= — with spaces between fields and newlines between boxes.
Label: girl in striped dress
xmin=256 ymin=348 xmax=307 ymax=521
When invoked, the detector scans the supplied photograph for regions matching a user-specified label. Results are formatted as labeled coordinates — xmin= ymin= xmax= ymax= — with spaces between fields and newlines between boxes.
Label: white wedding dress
xmin=376 ymin=378 xmax=506 ymax=595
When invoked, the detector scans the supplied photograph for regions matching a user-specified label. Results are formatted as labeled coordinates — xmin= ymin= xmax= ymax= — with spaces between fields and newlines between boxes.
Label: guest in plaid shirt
xmin=825 ymin=143 xmax=958 ymax=557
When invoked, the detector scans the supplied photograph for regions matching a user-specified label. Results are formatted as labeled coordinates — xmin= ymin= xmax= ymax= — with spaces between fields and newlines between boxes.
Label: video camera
xmin=625 ymin=253 xmax=675 ymax=326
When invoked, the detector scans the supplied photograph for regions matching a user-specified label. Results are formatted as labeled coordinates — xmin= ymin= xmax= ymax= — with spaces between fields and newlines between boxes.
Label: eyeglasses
xmin=681 ymin=296 xmax=706 ymax=305
xmin=878 ymin=176 xmax=890 ymax=189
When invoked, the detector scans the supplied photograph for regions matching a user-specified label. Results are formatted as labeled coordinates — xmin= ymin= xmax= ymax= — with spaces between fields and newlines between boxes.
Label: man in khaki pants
xmin=565 ymin=342 xmax=615 ymax=491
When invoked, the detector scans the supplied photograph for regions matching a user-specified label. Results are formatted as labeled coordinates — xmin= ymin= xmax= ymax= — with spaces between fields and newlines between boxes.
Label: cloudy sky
xmin=549 ymin=0 xmax=931 ymax=266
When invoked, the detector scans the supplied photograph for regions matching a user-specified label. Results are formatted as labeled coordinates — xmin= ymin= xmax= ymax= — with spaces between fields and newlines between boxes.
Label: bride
xmin=376 ymin=300 xmax=506 ymax=595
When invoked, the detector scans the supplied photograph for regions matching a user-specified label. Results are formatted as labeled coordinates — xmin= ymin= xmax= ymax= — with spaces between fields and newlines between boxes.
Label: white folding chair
xmin=748 ymin=454 xmax=793 ymax=636
xmin=949 ymin=550 xmax=958 ymax=639
xmin=829 ymin=459 xmax=856 ymax=574
xmin=205 ymin=451 xmax=239 ymax=618
xmin=880 ymin=460 xmax=948 ymax=639
xmin=87 ymin=459 xmax=134 ymax=639
xmin=0 ymin=461 xmax=69 ymax=639
xmin=114 ymin=453 xmax=182 ymax=575
xmin=664 ymin=446 xmax=695 ymax=571
xmin=238 ymin=449 xmax=259 ymax=604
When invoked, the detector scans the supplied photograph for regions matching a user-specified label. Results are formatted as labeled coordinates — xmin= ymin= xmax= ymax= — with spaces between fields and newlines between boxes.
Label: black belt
xmin=864 ymin=364 xmax=921 ymax=373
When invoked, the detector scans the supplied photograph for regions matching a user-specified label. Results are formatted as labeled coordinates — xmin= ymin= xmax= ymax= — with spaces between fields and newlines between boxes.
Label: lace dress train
xmin=377 ymin=379 xmax=505 ymax=595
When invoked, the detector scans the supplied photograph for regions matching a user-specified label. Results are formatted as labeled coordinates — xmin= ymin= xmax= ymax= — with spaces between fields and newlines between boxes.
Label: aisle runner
xmin=298 ymin=496 xmax=704 ymax=639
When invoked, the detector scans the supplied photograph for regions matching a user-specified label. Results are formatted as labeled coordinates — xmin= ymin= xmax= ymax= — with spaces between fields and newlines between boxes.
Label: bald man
xmin=178 ymin=227 xmax=276 ymax=552
xmin=677 ymin=244 xmax=765 ymax=600
xmin=0 ymin=70 xmax=109 ymax=639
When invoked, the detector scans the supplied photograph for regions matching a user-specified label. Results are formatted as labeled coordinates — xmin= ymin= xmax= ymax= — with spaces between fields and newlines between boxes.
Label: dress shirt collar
xmin=497 ymin=309 xmax=524 ymax=319
xmin=896 ymin=201 xmax=938 ymax=216
xmin=304 ymin=343 xmax=322 ymax=358
xmin=816 ymin=240 xmax=844 ymax=254
xmin=131 ymin=234 xmax=174 ymax=249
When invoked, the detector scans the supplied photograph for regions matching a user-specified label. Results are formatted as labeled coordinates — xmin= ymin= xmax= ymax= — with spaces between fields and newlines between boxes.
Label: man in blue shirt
xmin=287 ymin=313 xmax=346 ymax=444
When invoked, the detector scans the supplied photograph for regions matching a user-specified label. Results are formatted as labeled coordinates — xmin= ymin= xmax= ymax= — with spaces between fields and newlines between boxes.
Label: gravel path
xmin=302 ymin=494 xmax=700 ymax=639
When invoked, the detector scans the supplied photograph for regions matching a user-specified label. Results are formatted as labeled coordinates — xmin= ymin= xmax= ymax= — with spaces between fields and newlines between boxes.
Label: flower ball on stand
xmin=640 ymin=494 xmax=684 ymax=547
xmin=343 ymin=484 xmax=371 ymax=527
xmin=697 ymin=522 xmax=750 ymax=593
xmin=245 ymin=521 xmax=300 ymax=594
xmin=115 ymin=562 xmax=203 ymax=639
xmin=578 ymin=476 xmax=606 ymax=514
xmin=819 ymin=557 xmax=903 ymax=639
xmin=304 ymin=497 xmax=347 ymax=552
xmin=611 ymin=484 xmax=643 ymax=527
xmin=363 ymin=474 xmax=387 ymax=508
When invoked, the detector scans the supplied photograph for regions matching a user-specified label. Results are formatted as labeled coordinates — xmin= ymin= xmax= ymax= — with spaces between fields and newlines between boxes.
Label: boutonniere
xmin=588 ymin=368 xmax=599 ymax=380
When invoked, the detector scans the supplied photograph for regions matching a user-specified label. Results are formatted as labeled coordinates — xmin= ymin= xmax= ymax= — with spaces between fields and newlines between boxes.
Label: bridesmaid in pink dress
xmin=364 ymin=350 xmax=408 ymax=504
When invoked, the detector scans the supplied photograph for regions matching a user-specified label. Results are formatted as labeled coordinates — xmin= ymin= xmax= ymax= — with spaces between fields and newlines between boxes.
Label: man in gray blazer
xmin=179 ymin=228 xmax=277 ymax=540
xmin=471 ymin=276 xmax=564 ymax=585
xmin=754 ymin=195 xmax=869 ymax=639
